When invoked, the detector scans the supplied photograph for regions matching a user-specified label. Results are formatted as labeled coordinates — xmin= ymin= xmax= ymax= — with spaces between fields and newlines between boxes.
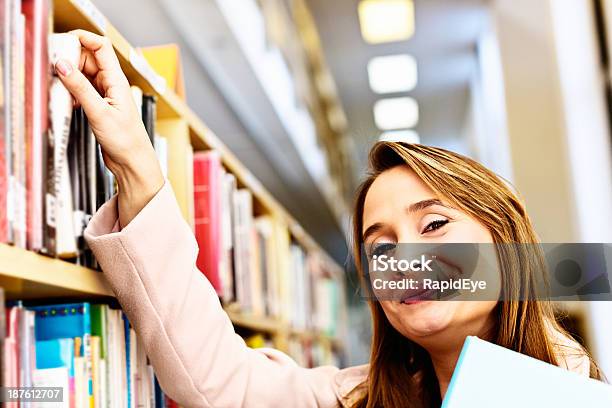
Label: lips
xmin=397 ymin=255 xmax=462 ymax=303
xmin=399 ymin=287 xmax=437 ymax=304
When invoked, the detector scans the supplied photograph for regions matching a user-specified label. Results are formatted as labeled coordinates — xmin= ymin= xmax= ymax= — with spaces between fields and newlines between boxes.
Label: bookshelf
xmin=0 ymin=0 xmax=346 ymax=357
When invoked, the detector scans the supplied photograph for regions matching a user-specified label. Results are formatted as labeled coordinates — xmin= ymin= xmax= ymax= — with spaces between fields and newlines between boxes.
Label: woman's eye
xmin=369 ymin=242 xmax=396 ymax=258
xmin=422 ymin=219 xmax=449 ymax=234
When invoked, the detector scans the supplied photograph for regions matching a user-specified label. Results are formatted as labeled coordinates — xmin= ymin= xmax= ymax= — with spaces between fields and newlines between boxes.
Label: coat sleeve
xmin=84 ymin=181 xmax=341 ymax=408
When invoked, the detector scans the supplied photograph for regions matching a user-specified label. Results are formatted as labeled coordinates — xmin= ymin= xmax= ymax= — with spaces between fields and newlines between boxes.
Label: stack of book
xmin=192 ymin=152 xmax=342 ymax=336
xmin=0 ymin=0 xmax=159 ymax=269
xmin=0 ymin=288 xmax=179 ymax=407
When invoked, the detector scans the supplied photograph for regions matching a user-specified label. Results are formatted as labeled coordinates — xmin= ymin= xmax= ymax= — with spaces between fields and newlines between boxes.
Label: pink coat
xmin=84 ymin=181 xmax=590 ymax=408
xmin=85 ymin=181 xmax=367 ymax=407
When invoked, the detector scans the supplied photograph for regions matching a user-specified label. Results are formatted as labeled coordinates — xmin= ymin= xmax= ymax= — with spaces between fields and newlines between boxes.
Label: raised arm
xmin=57 ymin=29 xmax=342 ymax=408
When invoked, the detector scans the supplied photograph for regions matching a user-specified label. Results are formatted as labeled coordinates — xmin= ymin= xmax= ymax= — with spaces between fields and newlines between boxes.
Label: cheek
xmin=445 ymin=219 xmax=493 ymax=244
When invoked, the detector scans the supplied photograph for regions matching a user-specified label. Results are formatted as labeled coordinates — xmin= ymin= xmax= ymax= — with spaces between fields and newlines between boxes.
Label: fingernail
xmin=55 ymin=59 xmax=73 ymax=76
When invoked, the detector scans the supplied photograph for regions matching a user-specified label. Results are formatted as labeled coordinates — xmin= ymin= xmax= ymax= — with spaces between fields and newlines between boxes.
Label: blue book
xmin=29 ymin=303 xmax=90 ymax=343
xmin=29 ymin=303 xmax=92 ymax=402
xmin=36 ymin=338 xmax=75 ymax=376
xmin=154 ymin=376 xmax=165 ymax=408
xmin=123 ymin=313 xmax=132 ymax=408
xmin=442 ymin=336 xmax=612 ymax=407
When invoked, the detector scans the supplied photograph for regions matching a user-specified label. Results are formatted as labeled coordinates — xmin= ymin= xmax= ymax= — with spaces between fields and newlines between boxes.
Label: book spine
xmin=193 ymin=152 xmax=223 ymax=296
xmin=9 ymin=6 xmax=26 ymax=248
xmin=23 ymin=0 xmax=50 ymax=252
xmin=0 ymin=0 xmax=10 ymax=243
xmin=142 ymin=94 xmax=155 ymax=147
xmin=47 ymin=76 xmax=75 ymax=257
xmin=48 ymin=33 xmax=80 ymax=258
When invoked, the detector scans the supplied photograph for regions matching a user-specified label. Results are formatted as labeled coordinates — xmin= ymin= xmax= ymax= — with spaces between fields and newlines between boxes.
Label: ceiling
xmin=306 ymin=0 xmax=489 ymax=171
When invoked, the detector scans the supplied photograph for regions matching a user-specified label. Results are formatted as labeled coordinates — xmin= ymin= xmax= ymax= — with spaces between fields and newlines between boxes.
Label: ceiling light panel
xmin=378 ymin=129 xmax=420 ymax=144
xmin=373 ymin=97 xmax=419 ymax=130
xmin=358 ymin=0 xmax=415 ymax=44
xmin=368 ymin=54 xmax=418 ymax=94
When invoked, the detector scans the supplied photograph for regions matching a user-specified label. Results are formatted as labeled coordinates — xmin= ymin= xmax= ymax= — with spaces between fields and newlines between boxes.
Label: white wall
xmin=490 ymin=0 xmax=612 ymax=377
xmin=464 ymin=15 xmax=513 ymax=182
xmin=549 ymin=0 xmax=612 ymax=379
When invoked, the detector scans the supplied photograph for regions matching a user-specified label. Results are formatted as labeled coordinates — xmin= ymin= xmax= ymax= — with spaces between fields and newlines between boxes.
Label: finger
xmin=55 ymin=59 xmax=107 ymax=121
xmin=79 ymin=48 xmax=100 ymax=78
xmin=69 ymin=29 xmax=122 ymax=73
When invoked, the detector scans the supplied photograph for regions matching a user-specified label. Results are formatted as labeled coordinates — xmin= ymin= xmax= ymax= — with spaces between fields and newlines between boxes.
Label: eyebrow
xmin=362 ymin=223 xmax=384 ymax=242
xmin=361 ymin=199 xmax=449 ymax=241
xmin=407 ymin=198 xmax=446 ymax=213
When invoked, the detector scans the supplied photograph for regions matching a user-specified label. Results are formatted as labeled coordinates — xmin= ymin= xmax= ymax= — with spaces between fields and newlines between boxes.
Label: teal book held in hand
xmin=442 ymin=336 xmax=612 ymax=407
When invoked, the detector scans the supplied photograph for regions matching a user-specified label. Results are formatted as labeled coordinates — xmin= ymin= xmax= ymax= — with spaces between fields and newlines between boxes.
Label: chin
xmin=383 ymin=300 xmax=457 ymax=338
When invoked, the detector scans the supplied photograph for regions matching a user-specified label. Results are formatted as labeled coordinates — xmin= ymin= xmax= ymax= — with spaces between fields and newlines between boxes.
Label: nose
xmin=395 ymin=227 xmax=422 ymax=244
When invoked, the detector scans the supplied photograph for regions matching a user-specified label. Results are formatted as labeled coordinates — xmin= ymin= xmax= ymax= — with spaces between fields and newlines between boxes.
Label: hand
xmin=55 ymin=29 xmax=164 ymax=228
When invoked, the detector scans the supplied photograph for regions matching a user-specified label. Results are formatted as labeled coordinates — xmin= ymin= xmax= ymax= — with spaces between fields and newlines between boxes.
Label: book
xmin=140 ymin=44 xmax=185 ymax=99
xmin=31 ymin=366 xmax=70 ymax=408
xmin=153 ymin=134 xmax=168 ymax=178
xmin=156 ymin=118 xmax=191 ymax=221
xmin=0 ymin=0 xmax=9 ymax=243
xmin=9 ymin=0 xmax=26 ymax=248
xmin=22 ymin=0 xmax=51 ymax=252
xmin=0 ymin=287 xmax=4 ymax=386
xmin=4 ymin=305 xmax=19 ymax=407
xmin=0 ymin=300 xmax=172 ymax=407
xmin=193 ymin=151 xmax=223 ymax=296
xmin=233 ymin=188 xmax=254 ymax=311
xmin=47 ymin=33 xmax=80 ymax=258
xmin=30 ymin=302 xmax=92 ymax=405
xmin=142 ymin=94 xmax=156 ymax=147
xmin=220 ymin=171 xmax=236 ymax=302
xmin=442 ymin=336 xmax=612 ymax=407
xmin=35 ymin=338 xmax=74 ymax=407
xmin=1 ymin=22 xmax=159 ymax=266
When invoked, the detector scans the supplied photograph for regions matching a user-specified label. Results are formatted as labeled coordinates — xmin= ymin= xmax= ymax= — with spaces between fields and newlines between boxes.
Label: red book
xmin=0 ymin=0 xmax=9 ymax=242
xmin=4 ymin=307 xmax=20 ymax=402
xmin=193 ymin=151 xmax=223 ymax=296
xmin=0 ymin=130 xmax=6 ymax=243
xmin=165 ymin=397 xmax=179 ymax=408
xmin=22 ymin=0 xmax=51 ymax=251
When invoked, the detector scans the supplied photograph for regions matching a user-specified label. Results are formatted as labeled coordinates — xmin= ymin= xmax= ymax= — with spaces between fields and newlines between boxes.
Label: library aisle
xmin=2 ymin=0 xmax=612 ymax=407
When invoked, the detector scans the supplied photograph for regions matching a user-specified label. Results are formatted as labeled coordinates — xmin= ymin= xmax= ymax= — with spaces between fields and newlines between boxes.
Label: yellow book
xmin=156 ymin=119 xmax=193 ymax=223
xmin=90 ymin=336 xmax=100 ymax=408
xmin=140 ymin=44 xmax=185 ymax=99
xmin=245 ymin=333 xmax=267 ymax=349
xmin=272 ymin=216 xmax=291 ymax=325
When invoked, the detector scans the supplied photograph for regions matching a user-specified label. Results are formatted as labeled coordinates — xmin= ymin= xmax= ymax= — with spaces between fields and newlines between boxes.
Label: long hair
xmin=351 ymin=142 xmax=604 ymax=408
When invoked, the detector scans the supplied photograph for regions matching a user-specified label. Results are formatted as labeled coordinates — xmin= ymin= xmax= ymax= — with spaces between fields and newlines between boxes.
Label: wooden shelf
xmin=289 ymin=328 xmax=344 ymax=350
xmin=0 ymin=245 xmax=341 ymax=343
xmin=0 ymin=244 xmax=113 ymax=299
xmin=52 ymin=0 xmax=342 ymax=276
xmin=225 ymin=309 xmax=285 ymax=334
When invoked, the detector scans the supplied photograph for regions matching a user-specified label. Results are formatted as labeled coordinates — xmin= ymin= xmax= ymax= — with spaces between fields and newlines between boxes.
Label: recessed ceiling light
xmin=373 ymin=97 xmax=419 ymax=130
xmin=358 ymin=0 xmax=415 ymax=44
xmin=378 ymin=129 xmax=420 ymax=144
xmin=367 ymin=54 xmax=418 ymax=94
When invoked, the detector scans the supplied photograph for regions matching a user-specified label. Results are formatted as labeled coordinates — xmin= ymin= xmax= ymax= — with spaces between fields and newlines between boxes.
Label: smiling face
xmin=362 ymin=165 xmax=499 ymax=347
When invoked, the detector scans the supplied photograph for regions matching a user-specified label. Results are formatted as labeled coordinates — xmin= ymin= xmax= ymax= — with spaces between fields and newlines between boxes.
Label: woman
xmin=55 ymin=30 xmax=603 ymax=407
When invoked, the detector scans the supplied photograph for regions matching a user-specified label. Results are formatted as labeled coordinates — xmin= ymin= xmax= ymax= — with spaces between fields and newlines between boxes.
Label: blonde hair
xmin=351 ymin=142 xmax=604 ymax=408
